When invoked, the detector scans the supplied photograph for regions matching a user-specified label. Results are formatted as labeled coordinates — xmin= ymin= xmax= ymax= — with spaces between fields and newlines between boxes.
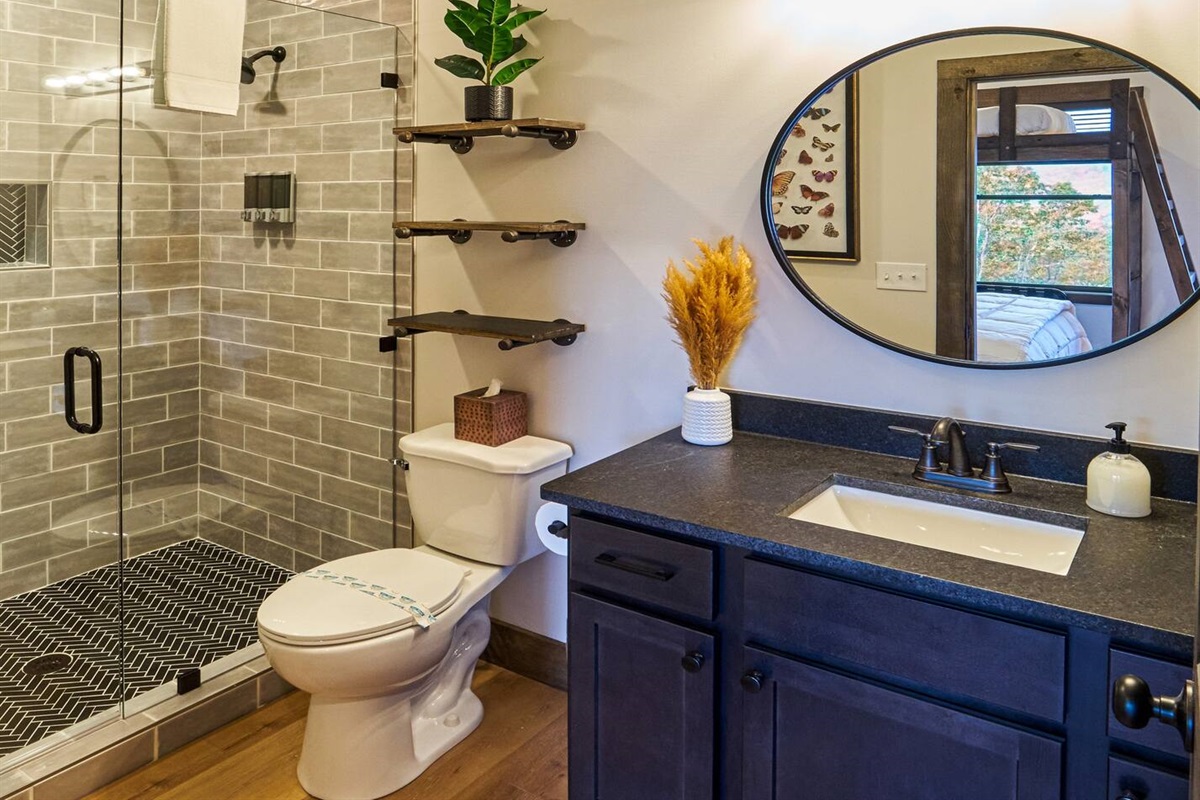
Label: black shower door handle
xmin=63 ymin=346 xmax=103 ymax=434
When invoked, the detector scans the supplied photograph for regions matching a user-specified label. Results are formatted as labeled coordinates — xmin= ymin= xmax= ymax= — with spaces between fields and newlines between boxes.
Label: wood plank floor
xmin=84 ymin=663 xmax=567 ymax=800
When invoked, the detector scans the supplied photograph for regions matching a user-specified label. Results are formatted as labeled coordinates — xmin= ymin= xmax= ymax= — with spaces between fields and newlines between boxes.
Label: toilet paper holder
xmin=546 ymin=520 xmax=568 ymax=539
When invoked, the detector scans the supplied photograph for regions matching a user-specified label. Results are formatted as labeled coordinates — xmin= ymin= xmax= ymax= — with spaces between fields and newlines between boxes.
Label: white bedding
xmin=976 ymin=104 xmax=1077 ymax=137
xmin=976 ymin=292 xmax=1093 ymax=362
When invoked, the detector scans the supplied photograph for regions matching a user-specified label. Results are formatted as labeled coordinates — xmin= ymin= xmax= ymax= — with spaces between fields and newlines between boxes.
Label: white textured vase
xmin=681 ymin=388 xmax=733 ymax=446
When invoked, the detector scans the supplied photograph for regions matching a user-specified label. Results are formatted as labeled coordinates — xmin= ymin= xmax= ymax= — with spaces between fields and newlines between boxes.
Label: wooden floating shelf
xmin=394 ymin=220 xmax=585 ymax=247
xmin=394 ymin=118 xmax=585 ymax=153
xmin=385 ymin=311 xmax=584 ymax=351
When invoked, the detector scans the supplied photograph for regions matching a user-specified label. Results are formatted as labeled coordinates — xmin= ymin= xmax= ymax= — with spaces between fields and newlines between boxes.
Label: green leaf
xmin=444 ymin=9 xmax=483 ymax=49
xmin=501 ymin=8 xmax=543 ymax=31
xmin=448 ymin=0 xmax=478 ymax=13
xmin=469 ymin=25 xmax=514 ymax=68
xmin=491 ymin=36 xmax=526 ymax=69
xmin=434 ymin=54 xmax=486 ymax=81
xmin=491 ymin=56 xmax=540 ymax=85
xmin=478 ymin=0 xmax=512 ymax=25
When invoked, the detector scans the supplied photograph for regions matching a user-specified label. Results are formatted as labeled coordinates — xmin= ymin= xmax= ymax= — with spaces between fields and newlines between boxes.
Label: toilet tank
xmin=399 ymin=423 xmax=573 ymax=566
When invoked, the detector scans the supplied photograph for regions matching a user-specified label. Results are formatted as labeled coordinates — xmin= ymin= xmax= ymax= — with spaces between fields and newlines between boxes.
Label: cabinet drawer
xmin=1109 ymin=649 xmax=1192 ymax=759
xmin=743 ymin=559 xmax=1066 ymax=721
xmin=569 ymin=517 xmax=714 ymax=619
xmin=1109 ymin=756 xmax=1188 ymax=800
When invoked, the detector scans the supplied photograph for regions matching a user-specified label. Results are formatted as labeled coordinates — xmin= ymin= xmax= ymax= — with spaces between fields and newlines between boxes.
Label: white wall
xmin=414 ymin=0 xmax=1200 ymax=641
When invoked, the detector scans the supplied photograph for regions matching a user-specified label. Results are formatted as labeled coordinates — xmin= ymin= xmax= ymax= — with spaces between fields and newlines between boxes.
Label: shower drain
xmin=23 ymin=653 xmax=74 ymax=677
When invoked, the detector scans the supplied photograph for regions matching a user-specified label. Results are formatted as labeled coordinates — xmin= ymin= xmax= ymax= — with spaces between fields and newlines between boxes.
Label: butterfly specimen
xmin=772 ymin=201 xmax=782 ymax=214
xmin=771 ymin=171 xmax=795 ymax=196
xmin=791 ymin=205 xmax=812 ymax=214
xmin=824 ymin=154 xmax=834 ymax=162
xmin=790 ymin=123 xmax=806 ymax=137
xmin=776 ymin=224 xmax=809 ymax=239
xmin=822 ymin=123 xmax=841 ymax=132
xmin=799 ymin=184 xmax=830 ymax=201
xmin=811 ymin=136 xmax=835 ymax=151
xmin=774 ymin=149 xmax=787 ymax=168
xmin=818 ymin=203 xmax=835 ymax=217
xmin=823 ymin=222 xmax=840 ymax=238
xmin=797 ymin=150 xmax=813 ymax=165
xmin=806 ymin=107 xmax=831 ymax=120
xmin=812 ymin=169 xmax=837 ymax=183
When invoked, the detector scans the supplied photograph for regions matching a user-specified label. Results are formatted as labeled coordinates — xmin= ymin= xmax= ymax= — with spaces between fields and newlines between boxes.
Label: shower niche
xmin=0 ymin=183 xmax=49 ymax=268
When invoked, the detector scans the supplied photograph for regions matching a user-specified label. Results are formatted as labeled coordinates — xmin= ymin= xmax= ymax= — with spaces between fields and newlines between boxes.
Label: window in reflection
xmin=976 ymin=163 xmax=1113 ymax=289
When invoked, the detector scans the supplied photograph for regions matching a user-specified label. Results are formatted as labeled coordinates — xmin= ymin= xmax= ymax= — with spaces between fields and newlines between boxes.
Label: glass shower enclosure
xmin=0 ymin=0 xmax=405 ymax=783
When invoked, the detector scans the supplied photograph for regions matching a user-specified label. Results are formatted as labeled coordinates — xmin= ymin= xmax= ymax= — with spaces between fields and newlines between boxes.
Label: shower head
xmin=241 ymin=46 xmax=287 ymax=85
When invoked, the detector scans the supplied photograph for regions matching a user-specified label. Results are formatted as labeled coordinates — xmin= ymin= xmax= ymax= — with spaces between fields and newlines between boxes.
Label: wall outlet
xmin=876 ymin=262 xmax=927 ymax=292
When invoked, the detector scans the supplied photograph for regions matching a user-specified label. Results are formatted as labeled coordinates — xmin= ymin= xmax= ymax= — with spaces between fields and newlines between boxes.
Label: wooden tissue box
xmin=454 ymin=387 xmax=527 ymax=446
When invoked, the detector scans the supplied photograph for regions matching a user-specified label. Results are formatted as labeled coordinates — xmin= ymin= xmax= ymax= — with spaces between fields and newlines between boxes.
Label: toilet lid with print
xmin=257 ymin=549 xmax=467 ymax=645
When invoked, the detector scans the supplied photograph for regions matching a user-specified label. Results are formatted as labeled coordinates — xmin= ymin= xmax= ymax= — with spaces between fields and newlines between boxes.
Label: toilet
xmin=257 ymin=423 xmax=572 ymax=800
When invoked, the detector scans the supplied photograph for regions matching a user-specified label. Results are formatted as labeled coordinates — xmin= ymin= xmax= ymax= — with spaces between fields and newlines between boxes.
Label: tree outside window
xmin=976 ymin=163 xmax=1113 ymax=289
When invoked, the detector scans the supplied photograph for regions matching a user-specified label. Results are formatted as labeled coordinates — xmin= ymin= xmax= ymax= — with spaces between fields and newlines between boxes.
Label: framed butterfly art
xmin=768 ymin=72 xmax=859 ymax=262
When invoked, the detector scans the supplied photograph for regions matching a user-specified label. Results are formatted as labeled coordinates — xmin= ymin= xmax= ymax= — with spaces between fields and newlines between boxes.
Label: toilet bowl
xmin=257 ymin=424 xmax=571 ymax=800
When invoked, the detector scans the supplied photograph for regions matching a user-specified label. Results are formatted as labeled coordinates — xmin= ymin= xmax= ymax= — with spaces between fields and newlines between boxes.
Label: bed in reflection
xmin=975 ymin=284 xmax=1093 ymax=362
xmin=976 ymin=103 xmax=1076 ymax=137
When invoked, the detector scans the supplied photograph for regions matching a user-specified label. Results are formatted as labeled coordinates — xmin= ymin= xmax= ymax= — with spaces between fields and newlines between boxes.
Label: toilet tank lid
xmin=399 ymin=423 xmax=572 ymax=475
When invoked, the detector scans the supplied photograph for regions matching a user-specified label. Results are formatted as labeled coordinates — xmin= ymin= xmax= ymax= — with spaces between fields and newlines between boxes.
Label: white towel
xmin=159 ymin=0 xmax=246 ymax=115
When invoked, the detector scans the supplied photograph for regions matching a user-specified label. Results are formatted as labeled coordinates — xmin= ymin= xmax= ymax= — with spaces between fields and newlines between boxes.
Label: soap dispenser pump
xmin=1086 ymin=422 xmax=1151 ymax=518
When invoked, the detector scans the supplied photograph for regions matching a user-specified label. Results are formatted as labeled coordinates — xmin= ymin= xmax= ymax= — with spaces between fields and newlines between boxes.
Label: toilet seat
xmin=258 ymin=549 xmax=467 ymax=646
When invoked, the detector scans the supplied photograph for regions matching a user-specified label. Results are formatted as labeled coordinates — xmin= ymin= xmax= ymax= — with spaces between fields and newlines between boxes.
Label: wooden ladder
xmin=1129 ymin=87 xmax=1197 ymax=302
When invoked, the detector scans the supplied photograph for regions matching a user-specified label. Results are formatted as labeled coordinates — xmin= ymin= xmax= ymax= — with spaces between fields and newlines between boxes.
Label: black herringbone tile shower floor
xmin=0 ymin=539 xmax=291 ymax=758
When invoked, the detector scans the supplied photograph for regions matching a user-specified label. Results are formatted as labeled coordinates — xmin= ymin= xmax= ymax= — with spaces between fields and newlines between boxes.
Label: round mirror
xmin=761 ymin=28 xmax=1200 ymax=368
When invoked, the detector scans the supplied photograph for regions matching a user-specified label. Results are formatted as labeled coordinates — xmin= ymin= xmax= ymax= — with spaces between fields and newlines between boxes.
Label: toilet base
xmin=297 ymin=686 xmax=484 ymax=800
xmin=294 ymin=606 xmax=491 ymax=800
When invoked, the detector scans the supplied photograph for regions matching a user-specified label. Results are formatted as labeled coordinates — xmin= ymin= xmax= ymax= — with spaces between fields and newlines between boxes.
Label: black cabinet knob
xmin=1112 ymin=674 xmax=1195 ymax=752
xmin=741 ymin=670 xmax=765 ymax=693
xmin=680 ymin=652 xmax=705 ymax=673
xmin=1115 ymin=792 xmax=1142 ymax=800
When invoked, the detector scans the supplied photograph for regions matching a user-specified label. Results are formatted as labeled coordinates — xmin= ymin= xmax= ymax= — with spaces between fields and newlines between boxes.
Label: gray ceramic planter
xmin=464 ymin=85 xmax=513 ymax=122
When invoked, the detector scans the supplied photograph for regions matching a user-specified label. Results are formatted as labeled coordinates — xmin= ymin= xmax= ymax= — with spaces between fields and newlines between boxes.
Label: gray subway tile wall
xmin=192 ymin=0 xmax=414 ymax=572
xmin=0 ymin=0 xmax=414 ymax=599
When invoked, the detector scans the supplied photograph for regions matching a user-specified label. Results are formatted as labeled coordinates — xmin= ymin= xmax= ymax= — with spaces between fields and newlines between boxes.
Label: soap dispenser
xmin=1086 ymin=422 xmax=1151 ymax=518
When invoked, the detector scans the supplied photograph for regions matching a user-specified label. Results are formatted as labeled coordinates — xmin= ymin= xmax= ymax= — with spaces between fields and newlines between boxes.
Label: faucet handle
xmin=888 ymin=425 xmax=944 ymax=446
xmin=980 ymin=441 xmax=1040 ymax=490
xmin=889 ymin=426 xmax=944 ymax=475
xmin=986 ymin=441 xmax=1041 ymax=455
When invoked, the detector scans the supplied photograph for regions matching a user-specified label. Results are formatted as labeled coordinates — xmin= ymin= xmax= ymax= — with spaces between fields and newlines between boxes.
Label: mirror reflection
xmin=765 ymin=32 xmax=1200 ymax=367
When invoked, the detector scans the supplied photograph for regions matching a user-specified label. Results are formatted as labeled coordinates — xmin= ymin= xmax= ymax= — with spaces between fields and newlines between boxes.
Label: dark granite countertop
xmin=543 ymin=429 xmax=1197 ymax=658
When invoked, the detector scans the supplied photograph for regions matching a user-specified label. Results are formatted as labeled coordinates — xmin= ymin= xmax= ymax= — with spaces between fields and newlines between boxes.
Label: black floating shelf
xmin=394 ymin=118 xmax=585 ymax=153
xmin=393 ymin=220 xmax=585 ymax=247
xmin=384 ymin=310 xmax=584 ymax=351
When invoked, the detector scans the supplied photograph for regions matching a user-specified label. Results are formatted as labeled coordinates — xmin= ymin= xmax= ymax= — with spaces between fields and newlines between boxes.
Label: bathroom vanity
xmin=543 ymin=426 xmax=1195 ymax=800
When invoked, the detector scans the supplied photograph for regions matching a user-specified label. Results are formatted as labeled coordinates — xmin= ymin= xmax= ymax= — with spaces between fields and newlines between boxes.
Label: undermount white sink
xmin=787 ymin=481 xmax=1086 ymax=575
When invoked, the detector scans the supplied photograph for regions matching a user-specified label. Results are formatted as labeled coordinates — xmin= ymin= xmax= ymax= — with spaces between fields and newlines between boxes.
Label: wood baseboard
xmin=481 ymin=618 xmax=567 ymax=691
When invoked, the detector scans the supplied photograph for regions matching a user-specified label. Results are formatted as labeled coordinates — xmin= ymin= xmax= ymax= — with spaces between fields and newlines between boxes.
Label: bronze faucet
xmin=889 ymin=418 xmax=1040 ymax=494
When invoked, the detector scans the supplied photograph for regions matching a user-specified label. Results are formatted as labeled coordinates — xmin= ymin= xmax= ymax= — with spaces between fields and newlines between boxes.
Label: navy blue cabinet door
xmin=568 ymin=593 xmax=715 ymax=800
xmin=741 ymin=647 xmax=1063 ymax=800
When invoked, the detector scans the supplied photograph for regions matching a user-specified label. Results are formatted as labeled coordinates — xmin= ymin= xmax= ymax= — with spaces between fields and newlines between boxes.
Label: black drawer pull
xmin=63 ymin=346 xmax=103 ymax=435
xmin=593 ymin=552 xmax=676 ymax=582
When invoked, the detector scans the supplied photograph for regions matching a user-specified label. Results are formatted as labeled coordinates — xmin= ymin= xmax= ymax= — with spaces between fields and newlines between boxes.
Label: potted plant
xmin=662 ymin=237 xmax=757 ymax=446
xmin=434 ymin=0 xmax=545 ymax=122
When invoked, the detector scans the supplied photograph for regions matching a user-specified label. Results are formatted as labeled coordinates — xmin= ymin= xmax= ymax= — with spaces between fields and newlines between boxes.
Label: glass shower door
xmin=0 ymin=0 xmax=126 ymax=768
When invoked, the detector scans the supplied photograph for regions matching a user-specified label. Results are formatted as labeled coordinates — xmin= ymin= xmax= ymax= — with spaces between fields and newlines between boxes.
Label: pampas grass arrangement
xmin=662 ymin=236 xmax=757 ymax=390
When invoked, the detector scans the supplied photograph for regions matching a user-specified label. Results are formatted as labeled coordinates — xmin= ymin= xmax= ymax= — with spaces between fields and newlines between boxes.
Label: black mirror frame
xmin=760 ymin=25 xmax=1200 ymax=370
